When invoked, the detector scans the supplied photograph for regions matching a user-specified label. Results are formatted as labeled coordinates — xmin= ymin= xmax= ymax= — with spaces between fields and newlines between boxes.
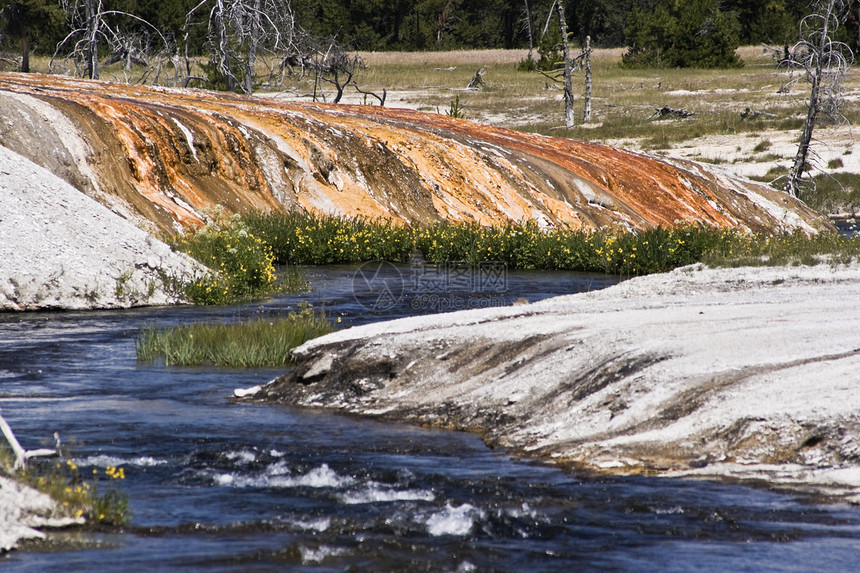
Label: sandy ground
xmin=253 ymin=262 xmax=860 ymax=502
xmin=0 ymin=146 xmax=203 ymax=310
xmin=634 ymin=125 xmax=859 ymax=180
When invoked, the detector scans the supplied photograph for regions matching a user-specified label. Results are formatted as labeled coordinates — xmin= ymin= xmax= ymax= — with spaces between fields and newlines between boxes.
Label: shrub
xmin=170 ymin=211 xmax=278 ymax=303
xmin=753 ymin=139 xmax=772 ymax=153
xmin=243 ymin=211 xmax=413 ymax=265
xmin=217 ymin=211 xmax=860 ymax=283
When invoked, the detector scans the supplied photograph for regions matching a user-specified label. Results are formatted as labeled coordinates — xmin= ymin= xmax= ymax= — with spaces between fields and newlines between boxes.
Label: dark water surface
xmin=2 ymin=265 xmax=859 ymax=571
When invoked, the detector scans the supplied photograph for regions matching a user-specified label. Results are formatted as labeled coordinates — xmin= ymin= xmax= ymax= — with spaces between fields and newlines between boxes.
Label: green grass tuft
xmin=136 ymin=306 xmax=334 ymax=367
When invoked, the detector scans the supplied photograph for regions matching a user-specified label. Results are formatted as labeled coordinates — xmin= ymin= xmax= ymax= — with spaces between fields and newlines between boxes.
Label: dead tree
xmin=782 ymin=0 xmax=854 ymax=197
xmin=79 ymin=0 xmax=100 ymax=78
xmin=522 ymin=0 xmax=535 ymax=68
xmin=583 ymin=35 xmax=592 ymax=122
xmin=53 ymin=2 xmax=168 ymax=81
xmin=243 ymin=0 xmax=263 ymax=94
xmin=556 ymin=0 xmax=575 ymax=128
xmin=314 ymin=43 xmax=363 ymax=103
xmin=649 ymin=106 xmax=694 ymax=119
xmin=437 ymin=0 xmax=453 ymax=47
xmin=188 ymin=0 xmax=294 ymax=94
xmin=352 ymin=83 xmax=386 ymax=106
xmin=740 ymin=107 xmax=776 ymax=120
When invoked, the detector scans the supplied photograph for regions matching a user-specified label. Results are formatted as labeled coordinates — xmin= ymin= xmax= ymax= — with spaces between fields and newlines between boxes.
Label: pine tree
xmin=622 ymin=0 xmax=743 ymax=68
xmin=0 ymin=0 xmax=63 ymax=72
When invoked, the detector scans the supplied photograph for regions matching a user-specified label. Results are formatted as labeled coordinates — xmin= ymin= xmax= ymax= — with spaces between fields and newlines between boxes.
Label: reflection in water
xmin=1 ymin=266 xmax=859 ymax=571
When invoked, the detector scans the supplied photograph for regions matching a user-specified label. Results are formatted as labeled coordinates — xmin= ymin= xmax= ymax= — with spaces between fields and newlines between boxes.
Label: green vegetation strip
xmin=136 ymin=307 xmax=334 ymax=367
xmin=243 ymin=211 xmax=860 ymax=274
xmin=171 ymin=210 xmax=860 ymax=305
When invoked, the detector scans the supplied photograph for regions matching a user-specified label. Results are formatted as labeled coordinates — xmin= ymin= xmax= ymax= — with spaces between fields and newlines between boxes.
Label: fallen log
xmin=741 ymin=107 xmax=777 ymax=120
xmin=649 ymin=106 xmax=694 ymax=119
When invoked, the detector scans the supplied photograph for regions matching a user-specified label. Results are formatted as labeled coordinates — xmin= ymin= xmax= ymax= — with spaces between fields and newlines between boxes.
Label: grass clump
xmin=752 ymin=139 xmax=772 ymax=153
xmin=136 ymin=305 xmax=334 ymax=367
xmin=797 ymin=173 xmax=860 ymax=215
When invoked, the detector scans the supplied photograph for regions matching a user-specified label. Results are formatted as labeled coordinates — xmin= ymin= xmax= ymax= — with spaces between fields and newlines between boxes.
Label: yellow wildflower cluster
xmin=170 ymin=219 xmax=277 ymax=304
xmin=106 ymin=465 xmax=126 ymax=480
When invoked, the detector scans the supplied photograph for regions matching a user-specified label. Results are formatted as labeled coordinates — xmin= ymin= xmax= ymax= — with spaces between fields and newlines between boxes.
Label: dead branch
xmin=741 ymin=107 xmax=777 ymax=120
xmin=1 ymin=411 xmax=57 ymax=471
xmin=351 ymin=82 xmax=386 ymax=106
xmin=467 ymin=67 xmax=486 ymax=90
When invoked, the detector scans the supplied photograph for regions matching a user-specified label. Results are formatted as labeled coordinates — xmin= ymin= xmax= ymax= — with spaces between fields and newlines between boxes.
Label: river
xmin=2 ymin=265 xmax=859 ymax=571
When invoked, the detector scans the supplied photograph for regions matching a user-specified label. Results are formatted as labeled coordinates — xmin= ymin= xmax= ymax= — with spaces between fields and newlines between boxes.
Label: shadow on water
xmin=2 ymin=266 xmax=860 ymax=571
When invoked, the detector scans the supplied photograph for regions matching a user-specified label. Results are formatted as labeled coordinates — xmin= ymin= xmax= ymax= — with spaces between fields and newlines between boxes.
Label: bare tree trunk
xmin=523 ymin=0 xmax=534 ymax=65
xmin=20 ymin=34 xmax=30 ymax=73
xmin=787 ymin=0 xmax=837 ymax=197
xmin=556 ymin=0 xmax=575 ymax=129
xmin=543 ymin=0 xmax=557 ymax=39
xmin=85 ymin=0 xmax=100 ymax=80
xmin=583 ymin=35 xmax=592 ymax=122
xmin=313 ymin=68 xmax=320 ymax=102
xmin=243 ymin=0 xmax=262 ymax=94
xmin=788 ymin=70 xmax=821 ymax=197
xmin=213 ymin=0 xmax=235 ymax=92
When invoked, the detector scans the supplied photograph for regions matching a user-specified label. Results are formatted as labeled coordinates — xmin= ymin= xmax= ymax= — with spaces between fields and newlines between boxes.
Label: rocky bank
xmin=248 ymin=263 xmax=860 ymax=502
xmin=0 ymin=475 xmax=83 ymax=552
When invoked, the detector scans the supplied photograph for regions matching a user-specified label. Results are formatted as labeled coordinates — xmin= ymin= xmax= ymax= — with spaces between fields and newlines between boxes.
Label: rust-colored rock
xmin=0 ymin=73 xmax=827 ymax=235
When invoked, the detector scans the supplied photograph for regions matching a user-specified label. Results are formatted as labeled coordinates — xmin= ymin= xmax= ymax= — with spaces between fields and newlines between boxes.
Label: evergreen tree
xmin=622 ymin=0 xmax=742 ymax=68
xmin=0 ymin=0 xmax=63 ymax=72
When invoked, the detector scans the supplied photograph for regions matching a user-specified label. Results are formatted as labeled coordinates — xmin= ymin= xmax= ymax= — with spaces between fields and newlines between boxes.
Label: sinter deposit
xmin=249 ymin=263 xmax=860 ymax=502
xmin=0 ymin=73 xmax=827 ymax=236
xmin=0 ymin=146 xmax=203 ymax=310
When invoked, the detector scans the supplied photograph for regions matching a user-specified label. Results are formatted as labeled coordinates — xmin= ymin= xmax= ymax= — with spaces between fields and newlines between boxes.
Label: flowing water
xmin=2 ymin=265 xmax=859 ymax=572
